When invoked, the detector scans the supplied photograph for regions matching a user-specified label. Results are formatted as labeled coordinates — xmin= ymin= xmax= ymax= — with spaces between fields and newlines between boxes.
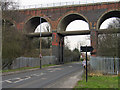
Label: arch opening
xmin=59 ymin=14 xmax=91 ymax=61
xmin=34 ymin=22 xmax=51 ymax=33
xmin=100 ymin=17 xmax=120 ymax=29
xmin=98 ymin=15 xmax=120 ymax=57
xmin=58 ymin=14 xmax=88 ymax=31
xmin=24 ymin=17 xmax=51 ymax=33
xmin=65 ymin=20 xmax=90 ymax=50
xmin=98 ymin=11 xmax=120 ymax=29
xmin=24 ymin=17 xmax=52 ymax=57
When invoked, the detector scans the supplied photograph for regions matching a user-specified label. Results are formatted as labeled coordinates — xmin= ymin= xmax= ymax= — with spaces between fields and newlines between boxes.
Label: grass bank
xmin=75 ymin=75 xmax=118 ymax=88
xmin=2 ymin=64 xmax=55 ymax=73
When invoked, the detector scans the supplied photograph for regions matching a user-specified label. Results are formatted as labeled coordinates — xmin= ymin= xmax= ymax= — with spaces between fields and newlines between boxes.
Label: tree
xmin=108 ymin=18 xmax=120 ymax=29
xmin=64 ymin=37 xmax=70 ymax=49
xmin=97 ymin=18 xmax=120 ymax=57
xmin=2 ymin=20 xmax=25 ymax=69
xmin=39 ymin=22 xmax=52 ymax=48
xmin=64 ymin=46 xmax=72 ymax=57
xmin=72 ymin=48 xmax=80 ymax=61
xmin=43 ymin=23 xmax=52 ymax=48
xmin=1 ymin=0 xmax=19 ymax=10
xmin=64 ymin=37 xmax=72 ymax=57
xmin=2 ymin=19 xmax=33 ymax=69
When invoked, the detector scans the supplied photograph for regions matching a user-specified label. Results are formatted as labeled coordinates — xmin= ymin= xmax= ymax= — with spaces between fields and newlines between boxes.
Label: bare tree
xmin=43 ymin=22 xmax=50 ymax=32
xmin=43 ymin=23 xmax=51 ymax=48
xmin=64 ymin=37 xmax=71 ymax=49
xmin=98 ymin=18 xmax=120 ymax=57
xmin=1 ymin=0 xmax=19 ymax=10
xmin=108 ymin=18 xmax=120 ymax=29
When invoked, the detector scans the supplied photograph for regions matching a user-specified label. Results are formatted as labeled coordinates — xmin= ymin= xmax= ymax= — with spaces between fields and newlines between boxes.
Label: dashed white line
xmin=31 ymin=74 xmax=41 ymax=77
xmin=13 ymin=78 xmax=24 ymax=83
xmin=49 ymin=71 xmax=54 ymax=72
xmin=4 ymin=80 xmax=12 ymax=83
xmin=31 ymin=73 xmax=45 ymax=76
xmin=41 ymin=77 xmax=47 ymax=80
xmin=3 ymin=72 xmax=46 ymax=84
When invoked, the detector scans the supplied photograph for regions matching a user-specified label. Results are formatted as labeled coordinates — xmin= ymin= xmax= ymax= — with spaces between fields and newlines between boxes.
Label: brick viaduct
xmin=3 ymin=1 xmax=120 ymax=63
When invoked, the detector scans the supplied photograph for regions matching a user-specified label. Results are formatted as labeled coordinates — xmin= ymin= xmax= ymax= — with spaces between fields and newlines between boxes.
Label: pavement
xmin=2 ymin=62 xmax=84 ymax=88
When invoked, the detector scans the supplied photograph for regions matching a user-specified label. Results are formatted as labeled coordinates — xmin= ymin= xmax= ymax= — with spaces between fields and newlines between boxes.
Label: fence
xmin=5 ymin=0 xmax=119 ymax=10
xmin=3 ymin=56 xmax=79 ymax=70
xmin=11 ymin=56 xmax=57 ymax=69
xmin=90 ymin=56 xmax=119 ymax=75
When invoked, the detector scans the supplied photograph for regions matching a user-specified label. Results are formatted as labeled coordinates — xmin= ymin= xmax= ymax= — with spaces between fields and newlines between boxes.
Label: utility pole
xmin=85 ymin=45 xmax=88 ymax=82
xmin=39 ymin=16 xmax=51 ymax=68
xmin=39 ymin=17 xmax=42 ymax=69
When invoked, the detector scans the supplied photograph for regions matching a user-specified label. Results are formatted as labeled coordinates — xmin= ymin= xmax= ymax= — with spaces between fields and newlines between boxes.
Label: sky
xmin=12 ymin=0 xmax=119 ymax=50
xmin=17 ymin=0 xmax=118 ymax=6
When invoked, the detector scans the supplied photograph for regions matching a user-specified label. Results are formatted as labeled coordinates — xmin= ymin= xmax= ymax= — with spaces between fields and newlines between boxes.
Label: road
xmin=2 ymin=62 xmax=83 ymax=88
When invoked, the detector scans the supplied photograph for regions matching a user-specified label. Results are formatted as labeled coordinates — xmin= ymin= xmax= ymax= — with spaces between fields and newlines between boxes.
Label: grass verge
xmin=1 ymin=61 xmax=81 ymax=73
xmin=75 ymin=74 xmax=118 ymax=88
xmin=2 ymin=64 xmax=56 ymax=73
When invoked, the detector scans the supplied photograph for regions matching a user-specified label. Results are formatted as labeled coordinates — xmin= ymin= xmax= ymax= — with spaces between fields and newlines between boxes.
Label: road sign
xmin=81 ymin=46 xmax=94 ymax=52
xmin=39 ymin=54 xmax=42 ymax=58
xmin=80 ymin=46 xmax=94 ymax=82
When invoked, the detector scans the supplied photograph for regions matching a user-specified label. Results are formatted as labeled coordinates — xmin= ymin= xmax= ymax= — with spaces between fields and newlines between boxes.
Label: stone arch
xmin=97 ymin=10 xmax=120 ymax=30
xmin=57 ymin=13 xmax=89 ymax=31
xmin=24 ymin=16 xmax=52 ymax=33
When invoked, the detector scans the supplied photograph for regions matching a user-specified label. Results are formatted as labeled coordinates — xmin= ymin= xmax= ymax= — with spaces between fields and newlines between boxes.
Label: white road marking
xmin=31 ymin=73 xmax=45 ymax=76
xmin=3 ymin=72 xmax=46 ymax=84
xmin=47 ymin=69 xmax=52 ymax=71
xmin=4 ymin=80 xmax=12 ymax=83
xmin=22 ymin=76 xmax=31 ymax=80
xmin=31 ymin=74 xmax=41 ymax=77
xmin=41 ymin=77 xmax=47 ymax=80
xmin=40 ymin=72 xmax=45 ymax=75
xmin=54 ymin=68 xmax=62 ymax=70
xmin=13 ymin=78 xmax=24 ymax=83
xmin=48 ymin=68 xmax=63 ymax=73
xmin=68 ymin=66 xmax=72 ymax=67
xmin=49 ymin=71 xmax=54 ymax=72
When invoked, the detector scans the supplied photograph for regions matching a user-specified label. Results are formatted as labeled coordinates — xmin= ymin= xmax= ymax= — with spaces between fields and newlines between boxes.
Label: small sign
xmin=80 ymin=45 xmax=94 ymax=82
xmin=39 ymin=54 xmax=42 ymax=58
xmin=81 ymin=46 xmax=94 ymax=52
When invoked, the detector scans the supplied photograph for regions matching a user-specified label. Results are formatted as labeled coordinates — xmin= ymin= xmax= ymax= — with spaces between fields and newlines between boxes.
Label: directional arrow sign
xmin=81 ymin=46 xmax=94 ymax=52
xmin=80 ymin=45 xmax=94 ymax=82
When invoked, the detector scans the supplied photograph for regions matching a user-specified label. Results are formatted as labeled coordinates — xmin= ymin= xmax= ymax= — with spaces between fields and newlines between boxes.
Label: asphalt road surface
xmin=2 ymin=62 xmax=83 ymax=88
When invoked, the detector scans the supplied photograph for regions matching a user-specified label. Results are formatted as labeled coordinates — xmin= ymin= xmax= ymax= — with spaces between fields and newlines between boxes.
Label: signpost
xmin=40 ymin=17 xmax=42 ymax=69
xmin=39 ymin=54 xmax=42 ymax=69
xmin=81 ymin=46 xmax=94 ymax=82
xmin=39 ymin=16 xmax=51 ymax=69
